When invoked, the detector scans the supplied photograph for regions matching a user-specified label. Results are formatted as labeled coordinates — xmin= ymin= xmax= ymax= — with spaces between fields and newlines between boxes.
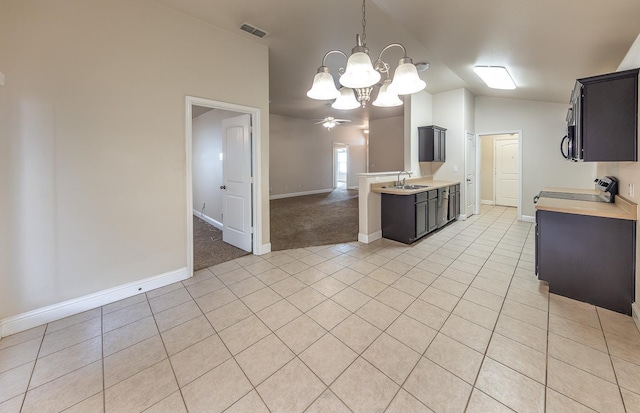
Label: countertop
xmin=535 ymin=187 xmax=637 ymax=221
xmin=371 ymin=178 xmax=460 ymax=195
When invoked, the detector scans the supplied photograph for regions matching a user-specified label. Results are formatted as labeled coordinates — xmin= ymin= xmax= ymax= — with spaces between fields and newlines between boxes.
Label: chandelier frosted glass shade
xmin=339 ymin=52 xmax=381 ymax=89
xmin=307 ymin=68 xmax=341 ymax=100
xmin=372 ymin=79 xmax=402 ymax=107
xmin=388 ymin=58 xmax=426 ymax=95
xmin=332 ymin=87 xmax=361 ymax=110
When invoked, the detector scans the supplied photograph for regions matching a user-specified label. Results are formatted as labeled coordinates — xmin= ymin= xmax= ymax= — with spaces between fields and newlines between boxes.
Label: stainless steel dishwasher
xmin=437 ymin=186 xmax=449 ymax=228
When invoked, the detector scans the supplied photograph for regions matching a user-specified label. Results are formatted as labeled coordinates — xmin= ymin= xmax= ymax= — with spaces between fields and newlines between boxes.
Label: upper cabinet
xmin=418 ymin=125 xmax=447 ymax=162
xmin=577 ymin=69 xmax=638 ymax=162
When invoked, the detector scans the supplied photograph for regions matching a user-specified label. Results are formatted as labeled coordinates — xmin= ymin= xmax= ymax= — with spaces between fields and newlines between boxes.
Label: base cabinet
xmin=381 ymin=187 xmax=460 ymax=245
xmin=535 ymin=210 xmax=636 ymax=314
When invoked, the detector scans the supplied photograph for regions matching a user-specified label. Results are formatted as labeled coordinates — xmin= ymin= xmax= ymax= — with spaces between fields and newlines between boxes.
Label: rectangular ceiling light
xmin=473 ymin=66 xmax=516 ymax=89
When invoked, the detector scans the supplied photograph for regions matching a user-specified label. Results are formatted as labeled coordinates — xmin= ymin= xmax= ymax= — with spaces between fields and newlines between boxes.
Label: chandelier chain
xmin=361 ymin=0 xmax=366 ymax=45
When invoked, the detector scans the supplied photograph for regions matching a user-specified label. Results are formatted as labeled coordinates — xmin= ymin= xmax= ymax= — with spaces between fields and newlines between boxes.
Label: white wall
xmin=407 ymin=90 xmax=434 ymax=176
xmin=475 ymin=97 xmax=596 ymax=217
xmin=192 ymin=109 xmax=239 ymax=225
xmin=270 ymin=114 xmax=367 ymax=196
xmin=369 ymin=116 xmax=404 ymax=172
xmin=432 ymin=90 xmax=467 ymax=212
xmin=0 ymin=0 xmax=269 ymax=321
xmin=598 ymin=35 xmax=640 ymax=308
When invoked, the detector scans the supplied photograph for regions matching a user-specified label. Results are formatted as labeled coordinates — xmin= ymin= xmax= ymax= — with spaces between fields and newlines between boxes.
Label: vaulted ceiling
xmin=154 ymin=0 xmax=640 ymax=128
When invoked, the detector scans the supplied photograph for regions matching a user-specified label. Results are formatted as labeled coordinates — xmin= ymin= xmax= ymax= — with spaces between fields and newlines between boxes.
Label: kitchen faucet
xmin=397 ymin=171 xmax=412 ymax=186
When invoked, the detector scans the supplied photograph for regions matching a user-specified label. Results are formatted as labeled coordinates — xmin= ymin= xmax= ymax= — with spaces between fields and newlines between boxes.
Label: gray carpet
xmin=193 ymin=216 xmax=250 ymax=271
xmin=270 ymin=189 xmax=359 ymax=251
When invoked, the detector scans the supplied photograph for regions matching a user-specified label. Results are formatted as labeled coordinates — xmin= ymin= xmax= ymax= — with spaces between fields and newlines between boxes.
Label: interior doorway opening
xmin=333 ymin=143 xmax=349 ymax=190
xmin=186 ymin=97 xmax=262 ymax=274
xmin=478 ymin=132 xmax=521 ymax=210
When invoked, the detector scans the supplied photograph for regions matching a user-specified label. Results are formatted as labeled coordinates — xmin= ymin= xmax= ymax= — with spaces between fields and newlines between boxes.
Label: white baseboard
xmin=632 ymin=302 xmax=640 ymax=333
xmin=0 ymin=267 xmax=190 ymax=339
xmin=258 ymin=243 xmax=272 ymax=255
xmin=457 ymin=214 xmax=467 ymax=221
xmin=193 ymin=210 xmax=223 ymax=230
xmin=269 ymin=189 xmax=333 ymax=200
xmin=521 ymin=215 xmax=536 ymax=223
xmin=358 ymin=231 xmax=382 ymax=244
xmin=481 ymin=200 xmax=495 ymax=205
xmin=347 ymin=186 xmax=359 ymax=190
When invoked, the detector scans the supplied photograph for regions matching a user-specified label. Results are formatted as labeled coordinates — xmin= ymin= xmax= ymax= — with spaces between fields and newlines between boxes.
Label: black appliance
xmin=534 ymin=176 xmax=619 ymax=204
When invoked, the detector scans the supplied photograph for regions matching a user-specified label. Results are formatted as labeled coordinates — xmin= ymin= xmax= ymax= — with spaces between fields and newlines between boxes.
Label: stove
xmin=534 ymin=176 xmax=619 ymax=204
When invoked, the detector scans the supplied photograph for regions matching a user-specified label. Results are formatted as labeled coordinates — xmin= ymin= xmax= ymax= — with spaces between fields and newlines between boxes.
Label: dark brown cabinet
xmin=381 ymin=186 xmax=460 ymax=244
xmin=418 ymin=126 xmax=447 ymax=162
xmin=382 ymin=190 xmax=438 ymax=244
xmin=580 ymin=69 xmax=638 ymax=161
xmin=535 ymin=210 xmax=636 ymax=314
xmin=448 ymin=184 xmax=460 ymax=221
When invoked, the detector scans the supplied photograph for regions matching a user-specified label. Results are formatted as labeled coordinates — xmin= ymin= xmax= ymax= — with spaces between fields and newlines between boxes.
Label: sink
xmin=382 ymin=184 xmax=430 ymax=190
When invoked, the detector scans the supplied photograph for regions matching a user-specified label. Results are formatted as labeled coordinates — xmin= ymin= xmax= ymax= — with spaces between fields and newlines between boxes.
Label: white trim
xmin=481 ymin=199 xmax=495 ymax=205
xmin=192 ymin=210 xmax=223 ymax=230
xmin=260 ymin=243 xmax=272 ymax=255
xmin=269 ymin=189 xmax=333 ymax=200
xmin=457 ymin=214 xmax=467 ymax=221
xmin=632 ymin=302 xmax=640 ymax=333
xmin=521 ymin=215 xmax=536 ymax=223
xmin=347 ymin=186 xmax=359 ymax=190
xmin=0 ymin=268 xmax=189 ymax=338
xmin=333 ymin=142 xmax=349 ymax=189
xmin=186 ymin=97 xmax=264 ymax=267
xmin=358 ymin=230 xmax=382 ymax=243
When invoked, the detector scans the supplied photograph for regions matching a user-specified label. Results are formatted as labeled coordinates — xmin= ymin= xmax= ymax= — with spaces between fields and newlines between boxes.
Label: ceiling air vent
xmin=239 ymin=22 xmax=269 ymax=38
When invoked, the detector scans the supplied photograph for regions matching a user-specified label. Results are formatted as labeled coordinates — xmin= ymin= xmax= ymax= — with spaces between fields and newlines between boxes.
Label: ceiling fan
xmin=314 ymin=116 xmax=351 ymax=130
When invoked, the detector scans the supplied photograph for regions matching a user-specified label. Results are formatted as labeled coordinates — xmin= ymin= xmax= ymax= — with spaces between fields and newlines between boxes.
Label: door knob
xmin=220 ymin=185 xmax=226 ymax=189
xmin=466 ymin=178 xmax=471 ymax=182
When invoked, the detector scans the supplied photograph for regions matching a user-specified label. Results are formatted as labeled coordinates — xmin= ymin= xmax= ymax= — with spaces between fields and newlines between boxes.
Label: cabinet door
xmin=433 ymin=129 xmax=442 ymax=162
xmin=427 ymin=197 xmax=437 ymax=232
xmin=418 ymin=127 xmax=435 ymax=162
xmin=582 ymin=70 xmax=638 ymax=161
xmin=439 ymin=130 xmax=446 ymax=161
xmin=416 ymin=201 xmax=428 ymax=238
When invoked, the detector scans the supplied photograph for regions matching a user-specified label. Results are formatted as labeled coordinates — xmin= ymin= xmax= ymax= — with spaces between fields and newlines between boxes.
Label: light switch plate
xmin=0 ymin=72 xmax=4 ymax=85
xmin=453 ymin=166 xmax=458 ymax=173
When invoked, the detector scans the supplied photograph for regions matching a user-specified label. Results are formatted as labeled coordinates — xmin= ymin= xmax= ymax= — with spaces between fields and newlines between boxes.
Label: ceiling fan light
xmin=372 ymin=79 xmax=403 ymax=107
xmin=340 ymin=51 xmax=381 ymax=88
xmin=307 ymin=67 xmax=341 ymax=100
xmin=388 ymin=58 xmax=426 ymax=95
xmin=473 ymin=66 xmax=516 ymax=89
xmin=323 ymin=119 xmax=337 ymax=129
xmin=332 ymin=87 xmax=360 ymax=110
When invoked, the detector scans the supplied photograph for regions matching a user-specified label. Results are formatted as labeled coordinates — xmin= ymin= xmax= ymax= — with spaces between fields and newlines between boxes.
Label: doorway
xmin=333 ymin=143 xmax=349 ymax=190
xmin=186 ymin=96 xmax=262 ymax=275
xmin=478 ymin=132 xmax=521 ymax=213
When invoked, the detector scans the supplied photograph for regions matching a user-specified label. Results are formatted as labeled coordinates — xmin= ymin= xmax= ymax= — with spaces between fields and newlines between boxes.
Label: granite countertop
xmin=535 ymin=187 xmax=637 ymax=221
xmin=371 ymin=178 xmax=460 ymax=195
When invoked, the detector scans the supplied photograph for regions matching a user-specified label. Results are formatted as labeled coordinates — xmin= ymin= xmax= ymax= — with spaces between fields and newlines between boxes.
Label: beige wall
xmin=475 ymin=97 xmax=596 ymax=217
xmin=269 ymin=114 xmax=366 ymax=196
xmin=0 ymin=0 xmax=269 ymax=320
xmin=192 ymin=109 xmax=240 ymax=224
xmin=369 ymin=116 xmax=404 ymax=173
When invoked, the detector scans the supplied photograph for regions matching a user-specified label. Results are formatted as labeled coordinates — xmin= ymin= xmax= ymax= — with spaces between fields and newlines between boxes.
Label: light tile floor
xmin=2 ymin=206 xmax=640 ymax=412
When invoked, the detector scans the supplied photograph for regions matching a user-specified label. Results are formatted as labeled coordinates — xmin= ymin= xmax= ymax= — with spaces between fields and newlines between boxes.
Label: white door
xmin=465 ymin=132 xmax=477 ymax=217
xmin=495 ymin=139 xmax=519 ymax=207
xmin=221 ymin=114 xmax=252 ymax=252
xmin=333 ymin=143 xmax=348 ymax=189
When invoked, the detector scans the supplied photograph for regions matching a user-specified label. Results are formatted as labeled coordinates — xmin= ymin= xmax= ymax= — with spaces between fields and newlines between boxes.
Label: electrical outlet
xmin=453 ymin=166 xmax=458 ymax=173
xmin=629 ymin=183 xmax=635 ymax=198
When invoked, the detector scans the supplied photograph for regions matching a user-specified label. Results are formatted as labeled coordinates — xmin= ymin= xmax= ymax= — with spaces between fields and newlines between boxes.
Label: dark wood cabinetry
xmin=448 ymin=184 xmax=460 ymax=221
xmin=535 ymin=210 xmax=636 ymax=314
xmin=580 ymin=69 xmax=638 ymax=161
xmin=381 ymin=186 xmax=460 ymax=245
xmin=418 ymin=126 xmax=447 ymax=162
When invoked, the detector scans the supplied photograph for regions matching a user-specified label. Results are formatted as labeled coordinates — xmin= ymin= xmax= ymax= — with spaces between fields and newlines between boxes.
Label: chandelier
xmin=306 ymin=0 xmax=427 ymax=109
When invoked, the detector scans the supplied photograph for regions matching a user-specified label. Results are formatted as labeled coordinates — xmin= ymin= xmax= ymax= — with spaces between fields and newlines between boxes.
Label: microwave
xmin=561 ymin=82 xmax=583 ymax=161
